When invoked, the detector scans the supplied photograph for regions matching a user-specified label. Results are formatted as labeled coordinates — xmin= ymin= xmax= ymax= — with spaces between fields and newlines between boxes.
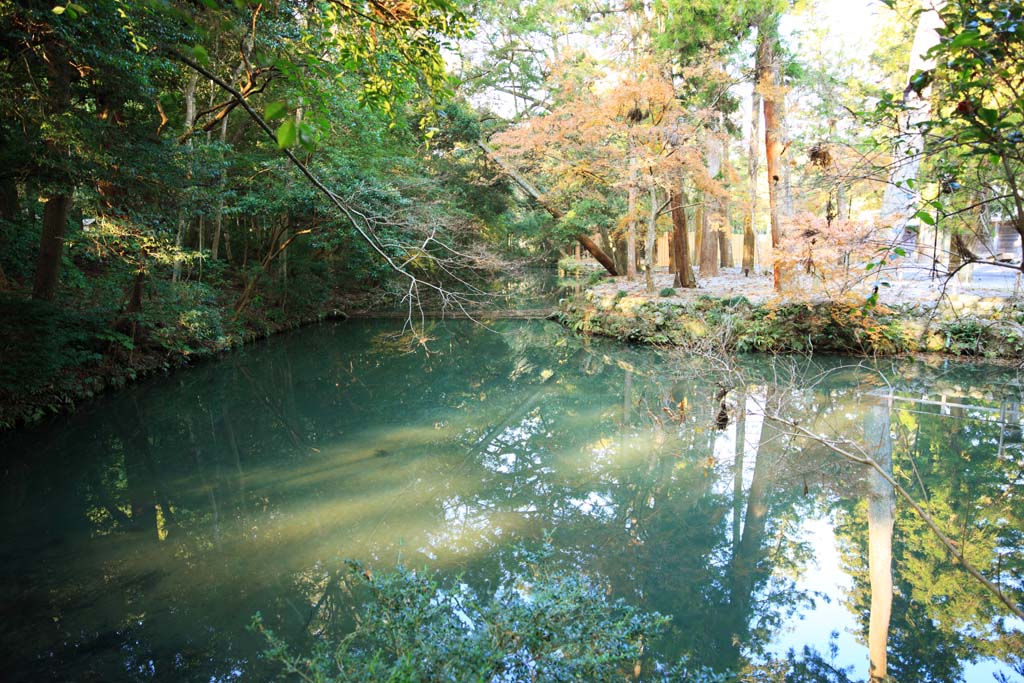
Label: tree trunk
xmin=699 ymin=200 xmax=719 ymax=277
xmin=614 ymin=233 xmax=628 ymax=275
xmin=758 ymin=20 xmax=788 ymax=290
xmin=233 ymin=222 xmax=312 ymax=317
xmin=744 ymin=88 xmax=761 ymax=276
xmin=719 ymin=202 xmax=734 ymax=268
xmin=24 ymin=180 xmax=38 ymax=222
xmin=32 ymin=37 xmax=75 ymax=302
xmin=31 ymin=195 xmax=73 ymax=301
xmin=627 ymin=172 xmax=638 ymax=280
xmin=0 ymin=176 xmax=19 ymax=221
xmin=702 ymin=127 xmax=722 ymax=277
xmin=476 ymin=140 xmax=618 ymax=275
xmin=598 ymin=223 xmax=614 ymax=264
xmin=211 ymin=115 xmax=229 ymax=261
xmin=645 ymin=183 xmax=658 ymax=292
xmin=112 ymin=268 xmax=147 ymax=347
xmin=743 ymin=213 xmax=757 ymax=277
xmin=173 ymin=72 xmax=200 ymax=282
xmin=670 ymin=186 xmax=696 ymax=288
xmin=694 ymin=203 xmax=703 ymax=266
xmin=224 ymin=217 xmax=235 ymax=262
xmin=880 ymin=0 xmax=944 ymax=235
xmin=714 ymin=121 xmax=733 ymax=269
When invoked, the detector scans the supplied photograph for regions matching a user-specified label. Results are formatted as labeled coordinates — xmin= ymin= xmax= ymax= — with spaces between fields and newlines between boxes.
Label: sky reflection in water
xmin=1 ymin=319 xmax=1022 ymax=681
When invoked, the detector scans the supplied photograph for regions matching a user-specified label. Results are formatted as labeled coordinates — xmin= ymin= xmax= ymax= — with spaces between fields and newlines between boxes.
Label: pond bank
xmin=0 ymin=267 xmax=559 ymax=430
xmin=0 ymin=293 xmax=353 ymax=430
xmin=556 ymin=267 xmax=1024 ymax=360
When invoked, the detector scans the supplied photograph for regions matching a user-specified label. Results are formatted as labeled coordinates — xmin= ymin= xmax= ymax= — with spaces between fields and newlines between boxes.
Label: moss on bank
xmin=556 ymin=292 xmax=1024 ymax=359
xmin=0 ymin=290 xmax=352 ymax=430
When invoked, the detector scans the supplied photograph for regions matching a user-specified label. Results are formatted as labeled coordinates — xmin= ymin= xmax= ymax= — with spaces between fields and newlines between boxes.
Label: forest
xmin=1 ymin=0 xmax=1024 ymax=682
xmin=2 ymin=0 xmax=1023 ymax=424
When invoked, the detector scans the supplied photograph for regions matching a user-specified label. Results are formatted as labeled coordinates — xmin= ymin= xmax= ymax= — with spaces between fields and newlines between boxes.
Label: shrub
xmin=0 ymin=296 xmax=106 ymax=396
xmin=253 ymin=556 xmax=732 ymax=683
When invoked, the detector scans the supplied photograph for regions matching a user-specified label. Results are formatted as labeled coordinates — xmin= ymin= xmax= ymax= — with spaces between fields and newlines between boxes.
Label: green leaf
xmin=894 ymin=247 xmax=907 ymax=257
xmin=276 ymin=119 xmax=297 ymax=149
xmin=977 ymin=107 xmax=999 ymax=127
xmin=915 ymin=210 xmax=936 ymax=226
xmin=264 ymin=101 xmax=288 ymax=121
xmin=191 ymin=45 xmax=210 ymax=66
xmin=67 ymin=2 xmax=87 ymax=13
xmin=950 ymin=30 xmax=986 ymax=49
xmin=52 ymin=5 xmax=66 ymax=14
xmin=298 ymin=122 xmax=319 ymax=150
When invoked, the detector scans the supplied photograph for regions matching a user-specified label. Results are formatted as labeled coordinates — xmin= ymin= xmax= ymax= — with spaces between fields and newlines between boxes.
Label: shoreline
xmin=6 ymin=265 xmax=1023 ymax=431
xmin=0 ymin=302 xmax=351 ymax=432
xmin=555 ymin=269 xmax=1024 ymax=361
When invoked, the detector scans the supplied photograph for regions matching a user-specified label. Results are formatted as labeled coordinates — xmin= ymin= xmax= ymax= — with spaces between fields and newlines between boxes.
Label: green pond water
xmin=1 ymin=318 xmax=1023 ymax=682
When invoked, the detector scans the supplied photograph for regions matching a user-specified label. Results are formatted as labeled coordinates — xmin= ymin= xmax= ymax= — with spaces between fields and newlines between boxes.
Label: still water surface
xmin=1 ymin=319 xmax=1023 ymax=681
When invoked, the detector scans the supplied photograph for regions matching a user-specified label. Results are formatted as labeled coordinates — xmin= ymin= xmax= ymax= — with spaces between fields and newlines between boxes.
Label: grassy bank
xmin=0 ymin=284 xmax=363 ymax=430
xmin=556 ymin=290 xmax=1024 ymax=360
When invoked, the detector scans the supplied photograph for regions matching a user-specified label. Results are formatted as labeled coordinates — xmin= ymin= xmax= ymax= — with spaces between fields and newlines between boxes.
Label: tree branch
xmin=170 ymin=50 xmax=463 ymax=311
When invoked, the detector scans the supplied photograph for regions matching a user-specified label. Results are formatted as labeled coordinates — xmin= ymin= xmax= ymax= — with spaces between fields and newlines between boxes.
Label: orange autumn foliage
xmin=776 ymin=212 xmax=900 ymax=300
xmin=492 ymin=55 xmax=723 ymax=220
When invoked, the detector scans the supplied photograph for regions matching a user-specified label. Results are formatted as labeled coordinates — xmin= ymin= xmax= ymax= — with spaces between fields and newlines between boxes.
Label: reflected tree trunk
xmin=119 ymin=397 xmax=179 ymax=539
xmin=864 ymin=395 xmax=895 ymax=683
xmin=623 ymin=369 xmax=633 ymax=426
xmin=732 ymin=388 xmax=747 ymax=555
xmin=728 ymin=388 xmax=781 ymax=651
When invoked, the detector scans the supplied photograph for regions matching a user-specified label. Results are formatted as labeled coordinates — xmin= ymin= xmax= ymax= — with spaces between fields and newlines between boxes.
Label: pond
xmin=1 ymin=319 xmax=1022 ymax=682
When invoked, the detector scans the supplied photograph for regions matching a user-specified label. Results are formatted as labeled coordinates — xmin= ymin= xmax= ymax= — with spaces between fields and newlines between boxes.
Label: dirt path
xmin=588 ymin=265 xmax=1021 ymax=315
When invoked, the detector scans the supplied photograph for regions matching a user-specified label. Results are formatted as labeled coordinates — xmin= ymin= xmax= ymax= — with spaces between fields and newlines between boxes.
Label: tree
xmin=878 ymin=0 xmax=945 ymax=231
xmin=0 ymin=1 xmax=176 ymax=300
xmin=872 ymin=0 xmax=1024 ymax=275
xmin=756 ymin=11 xmax=793 ymax=291
xmin=490 ymin=56 xmax=714 ymax=286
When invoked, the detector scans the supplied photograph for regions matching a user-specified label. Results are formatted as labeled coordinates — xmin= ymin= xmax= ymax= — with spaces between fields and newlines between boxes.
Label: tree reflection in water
xmin=0 ymin=320 xmax=1021 ymax=681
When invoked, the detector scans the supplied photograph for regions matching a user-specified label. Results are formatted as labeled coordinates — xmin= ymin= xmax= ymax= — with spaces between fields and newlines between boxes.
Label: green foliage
xmin=563 ymin=297 xmax=917 ymax=355
xmin=0 ymin=217 xmax=41 ymax=282
xmin=253 ymin=556 xmax=731 ymax=683
xmin=0 ymin=295 xmax=106 ymax=397
xmin=660 ymin=287 xmax=677 ymax=297
xmin=922 ymin=0 xmax=1024 ymax=160
xmin=557 ymin=197 xmax=624 ymax=245
xmin=874 ymin=0 xmax=1024 ymax=240
xmin=943 ymin=318 xmax=984 ymax=355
